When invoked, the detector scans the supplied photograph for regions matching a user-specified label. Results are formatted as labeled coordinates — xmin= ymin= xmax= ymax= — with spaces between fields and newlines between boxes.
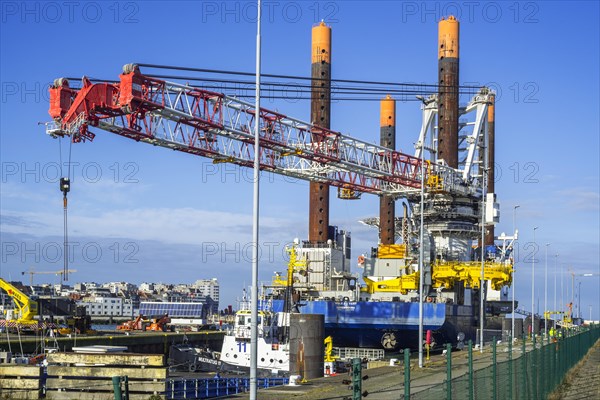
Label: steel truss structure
xmin=48 ymin=64 xmax=491 ymax=198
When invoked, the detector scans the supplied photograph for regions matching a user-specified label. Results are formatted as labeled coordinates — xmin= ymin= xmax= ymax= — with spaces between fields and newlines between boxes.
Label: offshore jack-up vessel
xmin=264 ymin=18 xmax=516 ymax=351
xmin=43 ymin=17 xmax=516 ymax=352
xmin=266 ymin=218 xmax=514 ymax=351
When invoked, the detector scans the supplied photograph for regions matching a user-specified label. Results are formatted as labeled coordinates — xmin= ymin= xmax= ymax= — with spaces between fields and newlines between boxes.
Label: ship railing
xmin=333 ymin=347 xmax=385 ymax=361
xmin=300 ymin=240 xmax=338 ymax=249
xmin=475 ymin=328 xmax=507 ymax=346
xmin=232 ymin=325 xmax=267 ymax=339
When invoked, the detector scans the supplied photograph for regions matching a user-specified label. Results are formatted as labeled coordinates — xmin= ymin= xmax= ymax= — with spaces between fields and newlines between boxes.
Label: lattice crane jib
xmin=47 ymin=65 xmax=487 ymax=199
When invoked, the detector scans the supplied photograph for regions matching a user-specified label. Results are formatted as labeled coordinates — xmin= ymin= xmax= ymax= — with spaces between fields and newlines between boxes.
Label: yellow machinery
xmin=545 ymin=305 xmax=574 ymax=328
xmin=378 ymin=244 xmax=406 ymax=259
xmin=324 ymin=336 xmax=338 ymax=362
xmin=361 ymin=244 xmax=419 ymax=295
xmin=323 ymin=335 xmax=338 ymax=376
xmin=272 ymin=246 xmax=308 ymax=288
xmin=362 ymin=274 xmax=418 ymax=295
xmin=360 ymin=243 xmax=513 ymax=295
xmin=0 ymin=278 xmax=38 ymax=325
xmin=337 ymin=187 xmax=362 ymax=200
xmin=432 ymin=261 xmax=513 ymax=290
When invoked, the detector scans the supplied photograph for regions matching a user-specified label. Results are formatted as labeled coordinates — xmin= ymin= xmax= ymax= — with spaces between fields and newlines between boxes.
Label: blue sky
xmin=1 ymin=1 xmax=599 ymax=319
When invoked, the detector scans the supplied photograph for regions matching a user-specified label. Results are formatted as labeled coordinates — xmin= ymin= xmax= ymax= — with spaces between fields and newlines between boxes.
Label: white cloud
xmin=1 ymin=207 xmax=296 ymax=246
xmin=0 ymin=182 xmax=51 ymax=201
xmin=556 ymin=189 xmax=600 ymax=212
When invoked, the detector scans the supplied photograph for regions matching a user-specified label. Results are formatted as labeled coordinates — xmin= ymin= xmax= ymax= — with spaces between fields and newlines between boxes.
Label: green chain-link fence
xmin=406 ymin=324 xmax=600 ymax=400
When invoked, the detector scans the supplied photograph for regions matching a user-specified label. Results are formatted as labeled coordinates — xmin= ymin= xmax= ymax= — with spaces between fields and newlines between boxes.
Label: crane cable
xmin=135 ymin=62 xmax=483 ymax=90
xmin=63 ymin=76 xmax=469 ymax=101
xmin=58 ymin=138 xmax=73 ymax=282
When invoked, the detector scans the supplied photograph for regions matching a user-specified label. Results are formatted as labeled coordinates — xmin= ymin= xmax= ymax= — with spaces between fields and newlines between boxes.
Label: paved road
xmin=551 ymin=340 xmax=600 ymax=400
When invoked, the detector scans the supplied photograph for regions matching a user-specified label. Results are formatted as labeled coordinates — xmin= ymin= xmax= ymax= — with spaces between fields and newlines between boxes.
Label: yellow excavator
xmin=0 ymin=278 xmax=39 ymax=325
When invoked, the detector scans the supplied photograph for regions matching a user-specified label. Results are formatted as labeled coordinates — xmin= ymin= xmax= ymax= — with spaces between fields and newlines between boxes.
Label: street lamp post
xmin=561 ymin=264 xmax=565 ymax=317
xmin=544 ymin=243 xmax=550 ymax=337
xmin=249 ymin=2 xmax=262 ymax=397
xmin=532 ymin=226 xmax=538 ymax=338
xmin=553 ymin=254 xmax=558 ymax=315
xmin=479 ymin=167 xmax=487 ymax=353
xmin=577 ymin=281 xmax=581 ymax=319
xmin=418 ymin=128 xmax=425 ymax=368
xmin=512 ymin=205 xmax=520 ymax=340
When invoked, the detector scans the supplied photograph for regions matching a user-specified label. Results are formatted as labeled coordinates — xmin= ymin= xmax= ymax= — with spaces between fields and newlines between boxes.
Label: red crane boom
xmin=48 ymin=65 xmax=461 ymax=196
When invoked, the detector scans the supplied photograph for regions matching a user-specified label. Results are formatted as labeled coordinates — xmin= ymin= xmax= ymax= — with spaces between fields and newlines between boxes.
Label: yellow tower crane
xmin=21 ymin=268 xmax=77 ymax=286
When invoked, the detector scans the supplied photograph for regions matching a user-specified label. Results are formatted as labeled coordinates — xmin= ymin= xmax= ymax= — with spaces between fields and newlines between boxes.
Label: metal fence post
xmin=577 ymin=332 xmax=585 ymax=359
xmin=564 ymin=329 xmax=568 ymax=374
xmin=122 ymin=376 xmax=129 ymax=400
xmin=112 ymin=376 xmax=123 ymax=400
xmin=508 ymin=338 xmax=513 ymax=400
xmin=404 ymin=348 xmax=410 ymax=399
xmin=558 ymin=333 xmax=562 ymax=384
xmin=532 ymin=332 xmax=537 ymax=400
xmin=521 ymin=335 xmax=527 ymax=400
xmin=446 ymin=343 xmax=452 ymax=400
xmin=468 ymin=340 xmax=473 ymax=400
xmin=548 ymin=343 xmax=556 ymax=393
xmin=492 ymin=337 xmax=497 ymax=400
xmin=540 ymin=339 xmax=545 ymax=399
xmin=564 ymin=329 xmax=569 ymax=376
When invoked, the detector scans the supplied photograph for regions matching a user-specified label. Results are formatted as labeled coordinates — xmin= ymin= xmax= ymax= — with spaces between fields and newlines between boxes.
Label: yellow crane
xmin=21 ymin=268 xmax=77 ymax=285
xmin=0 ymin=278 xmax=38 ymax=324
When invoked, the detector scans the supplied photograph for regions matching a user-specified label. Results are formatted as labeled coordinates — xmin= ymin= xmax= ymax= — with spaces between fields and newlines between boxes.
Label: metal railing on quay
xmin=399 ymin=324 xmax=600 ymax=400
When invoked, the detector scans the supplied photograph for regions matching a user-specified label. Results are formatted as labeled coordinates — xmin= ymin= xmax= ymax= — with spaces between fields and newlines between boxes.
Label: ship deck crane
xmin=47 ymin=65 xmax=489 ymax=198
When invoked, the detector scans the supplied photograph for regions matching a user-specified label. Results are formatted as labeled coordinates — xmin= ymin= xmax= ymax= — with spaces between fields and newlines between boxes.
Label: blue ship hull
xmin=271 ymin=300 xmax=478 ymax=350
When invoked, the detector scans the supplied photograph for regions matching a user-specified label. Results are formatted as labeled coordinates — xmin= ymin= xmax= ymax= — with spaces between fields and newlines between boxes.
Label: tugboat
xmin=198 ymin=247 xmax=304 ymax=376
xmin=217 ymin=306 xmax=290 ymax=376
xmin=168 ymin=334 xmax=221 ymax=373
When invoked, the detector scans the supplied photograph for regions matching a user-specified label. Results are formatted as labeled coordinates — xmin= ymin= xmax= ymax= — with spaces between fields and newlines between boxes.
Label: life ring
xmin=358 ymin=255 xmax=365 ymax=264
xmin=426 ymin=296 xmax=433 ymax=303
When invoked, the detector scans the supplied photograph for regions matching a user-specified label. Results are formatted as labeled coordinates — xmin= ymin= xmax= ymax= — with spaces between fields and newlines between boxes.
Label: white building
xmin=139 ymin=282 xmax=155 ymax=293
xmin=78 ymin=296 xmax=134 ymax=317
xmin=193 ymin=278 xmax=219 ymax=314
xmin=104 ymin=281 xmax=137 ymax=295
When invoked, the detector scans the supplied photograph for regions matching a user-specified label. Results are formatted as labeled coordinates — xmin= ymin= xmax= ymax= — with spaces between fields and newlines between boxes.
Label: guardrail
xmin=406 ymin=324 xmax=600 ymax=400
xmin=333 ymin=347 xmax=385 ymax=361
xmin=165 ymin=377 xmax=289 ymax=399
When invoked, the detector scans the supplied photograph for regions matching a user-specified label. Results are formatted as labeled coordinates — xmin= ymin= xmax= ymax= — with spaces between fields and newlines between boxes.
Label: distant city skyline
xmin=0 ymin=277 xmax=222 ymax=319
